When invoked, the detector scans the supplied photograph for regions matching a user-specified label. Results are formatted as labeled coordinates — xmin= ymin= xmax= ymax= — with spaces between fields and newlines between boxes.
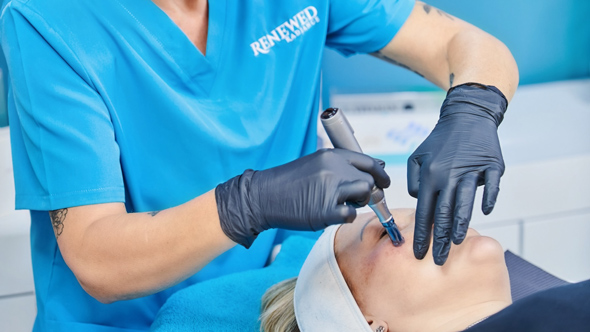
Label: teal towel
xmin=151 ymin=236 xmax=315 ymax=331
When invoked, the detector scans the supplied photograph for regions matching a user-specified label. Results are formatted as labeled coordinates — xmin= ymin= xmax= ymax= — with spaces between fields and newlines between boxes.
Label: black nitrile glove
xmin=216 ymin=148 xmax=390 ymax=248
xmin=408 ymin=83 xmax=508 ymax=265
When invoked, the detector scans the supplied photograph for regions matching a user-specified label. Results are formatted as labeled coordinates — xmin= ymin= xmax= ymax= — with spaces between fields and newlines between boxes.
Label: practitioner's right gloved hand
xmin=215 ymin=148 xmax=390 ymax=248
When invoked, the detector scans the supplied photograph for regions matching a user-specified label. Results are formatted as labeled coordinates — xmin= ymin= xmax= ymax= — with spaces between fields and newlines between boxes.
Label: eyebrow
xmin=359 ymin=219 xmax=373 ymax=241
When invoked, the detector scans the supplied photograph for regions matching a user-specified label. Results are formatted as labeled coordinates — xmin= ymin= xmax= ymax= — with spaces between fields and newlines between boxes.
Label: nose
xmin=467 ymin=228 xmax=480 ymax=236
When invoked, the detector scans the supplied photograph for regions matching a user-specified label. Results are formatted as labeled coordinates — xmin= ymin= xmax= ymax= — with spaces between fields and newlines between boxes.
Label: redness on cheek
xmin=362 ymin=239 xmax=410 ymax=282
xmin=362 ymin=257 xmax=377 ymax=284
xmin=365 ymin=241 xmax=402 ymax=273
xmin=356 ymin=248 xmax=406 ymax=310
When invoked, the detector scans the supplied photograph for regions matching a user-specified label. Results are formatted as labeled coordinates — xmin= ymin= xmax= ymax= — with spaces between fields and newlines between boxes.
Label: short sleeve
xmin=326 ymin=0 xmax=415 ymax=56
xmin=2 ymin=3 xmax=125 ymax=210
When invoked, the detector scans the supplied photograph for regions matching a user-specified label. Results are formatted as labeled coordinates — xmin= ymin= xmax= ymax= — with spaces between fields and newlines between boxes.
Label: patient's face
xmin=335 ymin=209 xmax=511 ymax=331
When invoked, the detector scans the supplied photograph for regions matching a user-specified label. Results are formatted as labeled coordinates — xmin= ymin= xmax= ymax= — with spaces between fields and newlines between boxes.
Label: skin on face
xmin=334 ymin=209 xmax=512 ymax=332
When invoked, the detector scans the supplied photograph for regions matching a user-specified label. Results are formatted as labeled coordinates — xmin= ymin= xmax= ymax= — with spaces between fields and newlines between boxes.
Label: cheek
xmin=355 ymin=241 xmax=420 ymax=302
xmin=355 ymin=261 xmax=432 ymax=319
xmin=370 ymin=236 xmax=418 ymax=266
xmin=364 ymin=241 xmax=473 ymax=309
xmin=340 ymin=246 xmax=395 ymax=309
xmin=347 ymin=226 xmax=412 ymax=281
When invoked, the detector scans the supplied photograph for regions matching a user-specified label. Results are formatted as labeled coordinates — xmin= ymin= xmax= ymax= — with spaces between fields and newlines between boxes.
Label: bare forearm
xmin=375 ymin=1 xmax=518 ymax=101
xmin=446 ymin=29 xmax=518 ymax=100
xmin=56 ymin=190 xmax=235 ymax=303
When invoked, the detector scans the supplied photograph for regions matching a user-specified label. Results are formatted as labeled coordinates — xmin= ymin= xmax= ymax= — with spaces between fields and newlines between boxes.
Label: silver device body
xmin=320 ymin=107 xmax=404 ymax=246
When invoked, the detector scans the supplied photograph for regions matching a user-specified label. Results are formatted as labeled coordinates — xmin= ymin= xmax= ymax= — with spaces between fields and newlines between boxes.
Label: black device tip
xmin=321 ymin=107 xmax=339 ymax=120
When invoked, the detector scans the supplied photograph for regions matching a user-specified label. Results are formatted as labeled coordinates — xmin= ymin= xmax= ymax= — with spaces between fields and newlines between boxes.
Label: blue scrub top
xmin=1 ymin=0 xmax=414 ymax=330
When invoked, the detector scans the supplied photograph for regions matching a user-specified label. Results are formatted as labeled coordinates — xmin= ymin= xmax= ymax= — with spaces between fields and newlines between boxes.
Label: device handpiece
xmin=320 ymin=107 xmax=405 ymax=246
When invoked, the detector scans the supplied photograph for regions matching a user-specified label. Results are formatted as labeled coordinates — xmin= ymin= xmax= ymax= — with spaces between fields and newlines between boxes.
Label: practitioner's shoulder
xmin=3 ymin=0 xmax=121 ymax=52
xmin=7 ymin=0 xmax=92 ymax=15
xmin=2 ymin=0 xmax=121 ymax=73
xmin=5 ymin=0 xmax=113 ymax=28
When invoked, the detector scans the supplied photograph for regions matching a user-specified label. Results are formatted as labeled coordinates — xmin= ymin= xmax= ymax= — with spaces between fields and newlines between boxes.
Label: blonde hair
xmin=259 ymin=277 xmax=300 ymax=332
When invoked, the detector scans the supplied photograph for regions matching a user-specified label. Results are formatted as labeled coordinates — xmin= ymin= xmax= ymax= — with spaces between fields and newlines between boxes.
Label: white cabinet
xmin=0 ymin=295 xmax=36 ymax=332
xmin=0 ymin=231 xmax=34 ymax=297
xmin=0 ymin=127 xmax=14 ymax=215
xmin=523 ymin=212 xmax=590 ymax=282
xmin=0 ymin=213 xmax=35 ymax=332
xmin=0 ymin=127 xmax=36 ymax=331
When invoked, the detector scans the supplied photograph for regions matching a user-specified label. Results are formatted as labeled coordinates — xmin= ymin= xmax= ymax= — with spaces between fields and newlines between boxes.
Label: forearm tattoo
xmin=49 ymin=208 xmax=68 ymax=239
xmin=422 ymin=3 xmax=455 ymax=21
xmin=147 ymin=211 xmax=161 ymax=217
xmin=371 ymin=51 xmax=424 ymax=78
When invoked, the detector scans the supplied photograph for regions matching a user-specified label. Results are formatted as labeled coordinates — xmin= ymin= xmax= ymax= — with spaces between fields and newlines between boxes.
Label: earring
xmin=376 ymin=327 xmax=385 ymax=332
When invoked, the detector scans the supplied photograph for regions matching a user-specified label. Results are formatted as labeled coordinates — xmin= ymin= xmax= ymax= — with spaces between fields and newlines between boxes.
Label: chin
xmin=459 ymin=235 xmax=512 ymax=303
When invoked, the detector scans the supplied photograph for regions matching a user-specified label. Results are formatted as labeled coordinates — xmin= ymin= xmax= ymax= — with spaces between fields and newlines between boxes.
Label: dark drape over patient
xmin=466 ymin=279 xmax=590 ymax=332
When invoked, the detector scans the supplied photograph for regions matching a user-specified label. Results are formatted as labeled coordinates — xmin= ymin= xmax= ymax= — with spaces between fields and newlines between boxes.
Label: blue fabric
xmin=1 ymin=0 xmax=413 ymax=330
xmin=151 ymin=236 xmax=316 ymax=332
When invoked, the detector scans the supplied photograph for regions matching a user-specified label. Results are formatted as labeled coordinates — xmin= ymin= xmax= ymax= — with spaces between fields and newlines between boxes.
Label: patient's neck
xmin=430 ymin=300 xmax=510 ymax=332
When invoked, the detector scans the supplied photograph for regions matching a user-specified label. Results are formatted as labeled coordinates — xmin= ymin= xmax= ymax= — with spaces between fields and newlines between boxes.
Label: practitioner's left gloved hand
xmin=407 ymin=83 xmax=508 ymax=266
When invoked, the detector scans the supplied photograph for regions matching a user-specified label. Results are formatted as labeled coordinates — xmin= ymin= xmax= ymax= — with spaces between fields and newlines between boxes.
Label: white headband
xmin=294 ymin=225 xmax=372 ymax=332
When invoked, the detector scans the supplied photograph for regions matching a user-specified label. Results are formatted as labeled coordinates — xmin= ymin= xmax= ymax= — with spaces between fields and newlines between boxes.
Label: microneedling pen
xmin=320 ymin=107 xmax=404 ymax=246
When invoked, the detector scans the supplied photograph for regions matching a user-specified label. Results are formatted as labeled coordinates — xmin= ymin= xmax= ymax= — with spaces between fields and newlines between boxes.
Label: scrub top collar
xmin=113 ymin=0 xmax=227 ymax=95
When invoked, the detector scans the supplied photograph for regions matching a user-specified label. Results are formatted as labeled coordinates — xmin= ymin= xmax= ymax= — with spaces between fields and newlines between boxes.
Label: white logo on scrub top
xmin=250 ymin=6 xmax=320 ymax=56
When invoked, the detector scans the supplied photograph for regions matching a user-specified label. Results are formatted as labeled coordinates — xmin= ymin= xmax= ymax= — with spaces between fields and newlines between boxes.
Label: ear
xmin=365 ymin=315 xmax=389 ymax=332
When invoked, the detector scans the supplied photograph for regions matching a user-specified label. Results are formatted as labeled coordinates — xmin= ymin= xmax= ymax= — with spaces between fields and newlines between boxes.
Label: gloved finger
xmin=482 ymin=167 xmax=502 ymax=215
xmin=433 ymin=188 xmax=455 ymax=266
xmin=375 ymin=158 xmax=386 ymax=169
xmin=407 ymin=157 xmax=421 ymax=198
xmin=413 ymin=184 xmax=436 ymax=260
xmin=452 ymin=173 xmax=479 ymax=245
xmin=325 ymin=204 xmax=357 ymax=226
xmin=337 ymin=180 xmax=372 ymax=207
xmin=334 ymin=149 xmax=391 ymax=189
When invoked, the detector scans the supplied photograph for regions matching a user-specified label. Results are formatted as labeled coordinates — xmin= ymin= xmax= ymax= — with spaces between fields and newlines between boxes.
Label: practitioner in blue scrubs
xmin=1 ymin=0 xmax=518 ymax=330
